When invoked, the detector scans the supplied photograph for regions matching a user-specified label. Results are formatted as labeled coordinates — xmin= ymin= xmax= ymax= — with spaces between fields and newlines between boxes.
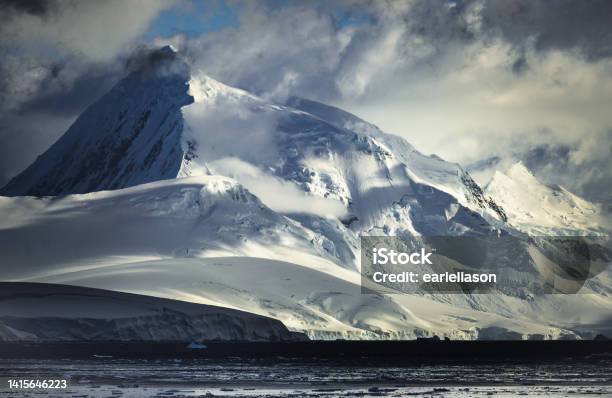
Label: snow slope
xmin=16 ymin=256 xmax=599 ymax=341
xmin=0 ymin=282 xmax=304 ymax=342
xmin=0 ymin=175 xmax=343 ymax=279
xmin=182 ymin=76 xmax=508 ymax=236
xmin=1 ymin=179 xmax=610 ymax=340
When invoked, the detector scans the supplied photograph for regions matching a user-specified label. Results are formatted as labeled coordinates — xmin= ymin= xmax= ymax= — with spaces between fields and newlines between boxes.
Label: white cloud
xmin=0 ymin=1 xmax=174 ymax=186
xmin=341 ymin=41 xmax=612 ymax=172
xmin=168 ymin=1 xmax=612 ymax=204
xmin=180 ymin=4 xmax=349 ymax=100
xmin=182 ymin=77 xmax=281 ymax=166
xmin=209 ymin=157 xmax=347 ymax=218
xmin=1 ymin=1 xmax=174 ymax=61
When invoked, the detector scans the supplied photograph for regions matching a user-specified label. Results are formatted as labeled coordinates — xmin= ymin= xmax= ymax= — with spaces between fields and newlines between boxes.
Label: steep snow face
xmin=485 ymin=162 xmax=609 ymax=235
xmin=286 ymin=98 xmax=506 ymax=217
xmin=282 ymin=98 xmax=508 ymax=226
xmin=181 ymin=75 xmax=507 ymax=244
xmin=0 ymin=283 xmax=304 ymax=342
xmin=0 ymin=47 xmax=193 ymax=197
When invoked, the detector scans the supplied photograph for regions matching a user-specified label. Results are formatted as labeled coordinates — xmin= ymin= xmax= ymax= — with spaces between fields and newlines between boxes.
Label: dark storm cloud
xmin=0 ymin=0 xmax=52 ymax=16
xmin=511 ymin=56 xmax=529 ymax=75
xmin=0 ymin=0 xmax=172 ymax=60
xmin=479 ymin=0 xmax=612 ymax=61
xmin=124 ymin=45 xmax=191 ymax=80
xmin=126 ymin=46 xmax=178 ymax=71
xmin=0 ymin=0 xmax=174 ymax=114
xmin=405 ymin=0 xmax=474 ymax=43
xmin=14 ymin=64 xmax=121 ymax=116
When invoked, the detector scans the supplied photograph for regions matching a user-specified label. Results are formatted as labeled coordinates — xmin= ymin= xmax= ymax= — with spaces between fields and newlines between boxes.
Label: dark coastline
xmin=2 ymin=340 xmax=611 ymax=362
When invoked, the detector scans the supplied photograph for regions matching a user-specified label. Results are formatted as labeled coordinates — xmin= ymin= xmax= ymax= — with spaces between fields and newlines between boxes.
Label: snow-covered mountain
xmin=485 ymin=162 xmax=610 ymax=236
xmin=0 ymin=47 xmax=506 ymax=237
xmin=0 ymin=46 xmax=610 ymax=340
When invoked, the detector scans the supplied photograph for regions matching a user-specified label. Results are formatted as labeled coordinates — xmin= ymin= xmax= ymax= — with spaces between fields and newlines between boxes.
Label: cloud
xmin=1 ymin=0 xmax=611 ymax=205
xmin=182 ymin=78 xmax=281 ymax=166
xmin=478 ymin=0 xmax=612 ymax=61
xmin=345 ymin=41 xmax=612 ymax=151
xmin=0 ymin=0 xmax=176 ymax=113
xmin=0 ymin=1 xmax=174 ymax=187
xmin=209 ymin=157 xmax=348 ymax=218
xmin=168 ymin=0 xmax=478 ymax=102
xmin=469 ymin=130 xmax=612 ymax=204
xmin=0 ymin=0 xmax=181 ymax=108
xmin=0 ymin=0 xmax=174 ymax=61
xmin=177 ymin=2 xmax=349 ymax=101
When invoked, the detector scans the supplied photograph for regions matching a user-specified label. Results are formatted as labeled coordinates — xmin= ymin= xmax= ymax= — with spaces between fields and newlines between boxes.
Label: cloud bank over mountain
xmin=0 ymin=0 xmax=611 ymax=203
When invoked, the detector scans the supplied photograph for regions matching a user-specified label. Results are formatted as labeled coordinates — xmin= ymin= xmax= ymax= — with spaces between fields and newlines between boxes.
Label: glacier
xmin=0 ymin=282 xmax=304 ymax=342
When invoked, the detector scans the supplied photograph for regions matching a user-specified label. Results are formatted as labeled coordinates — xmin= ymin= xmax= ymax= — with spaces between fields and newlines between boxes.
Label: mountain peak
xmin=486 ymin=161 xmax=604 ymax=234
xmin=0 ymin=50 xmax=193 ymax=197
xmin=506 ymin=161 xmax=537 ymax=181
xmin=487 ymin=162 xmax=538 ymax=191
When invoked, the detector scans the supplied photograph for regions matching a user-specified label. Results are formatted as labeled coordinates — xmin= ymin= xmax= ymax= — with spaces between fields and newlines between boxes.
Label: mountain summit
xmin=0 ymin=46 xmax=193 ymax=196
xmin=1 ymin=46 xmax=507 ymax=239
xmin=485 ymin=162 xmax=608 ymax=235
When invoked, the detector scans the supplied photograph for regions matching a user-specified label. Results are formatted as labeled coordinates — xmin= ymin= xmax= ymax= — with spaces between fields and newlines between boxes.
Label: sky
xmin=0 ymin=0 xmax=611 ymax=203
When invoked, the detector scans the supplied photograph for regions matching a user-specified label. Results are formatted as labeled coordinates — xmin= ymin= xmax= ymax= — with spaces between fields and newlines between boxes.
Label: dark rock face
xmin=460 ymin=173 xmax=508 ymax=222
xmin=0 ymin=47 xmax=193 ymax=197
